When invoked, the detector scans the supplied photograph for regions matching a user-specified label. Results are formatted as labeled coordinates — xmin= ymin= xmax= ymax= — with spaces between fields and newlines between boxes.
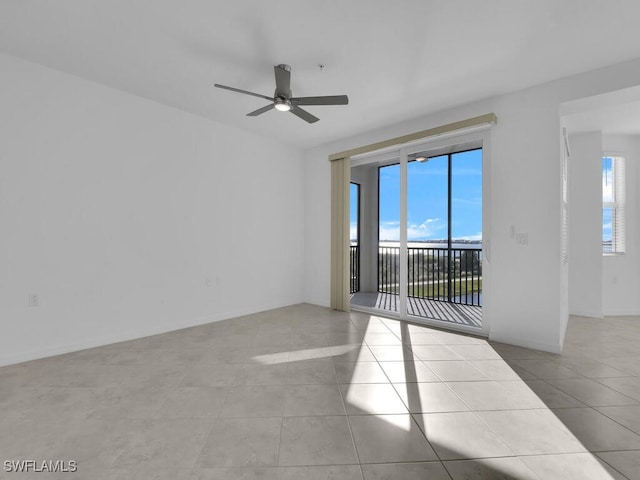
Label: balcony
xmin=350 ymin=244 xmax=483 ymax=328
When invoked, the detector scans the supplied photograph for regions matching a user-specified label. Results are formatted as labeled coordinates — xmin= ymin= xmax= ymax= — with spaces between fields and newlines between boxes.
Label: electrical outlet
xmin=516 ymin=233 xmax=528 ymax=246
xmin=205 ymin=277 xmax=212 ymax=288
xmin=28 ymin=293 xmax=39 ymax=307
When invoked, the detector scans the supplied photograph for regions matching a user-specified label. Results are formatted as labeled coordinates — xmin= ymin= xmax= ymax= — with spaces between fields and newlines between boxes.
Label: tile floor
xmin=0 ymin=304 xmax=639 ymax=479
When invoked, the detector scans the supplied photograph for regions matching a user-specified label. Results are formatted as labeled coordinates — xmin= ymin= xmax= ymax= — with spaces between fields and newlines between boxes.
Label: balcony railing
xmin=377 ymin=246 xmax=482 ymax=307
xmin=350 ymin=245 xmax=360 ymax=294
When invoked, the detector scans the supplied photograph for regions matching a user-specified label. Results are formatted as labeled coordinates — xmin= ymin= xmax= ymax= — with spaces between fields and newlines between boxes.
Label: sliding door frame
xmin=348 ymin=127 xmax=492 ymax=336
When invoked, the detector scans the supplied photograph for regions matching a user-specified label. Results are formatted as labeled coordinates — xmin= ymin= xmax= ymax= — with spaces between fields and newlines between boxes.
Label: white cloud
xmin=379 ymin=222 xmax=400 ymax=241
xmin=602 ymin=177 xmax=614 ymax=203
xmin=379 ymin=219 xmax=445 ymax=241
xmin=350 ymin=222 xmax=358 ymax=241
xmin=456 ymin=232 xmax=483 ymax=241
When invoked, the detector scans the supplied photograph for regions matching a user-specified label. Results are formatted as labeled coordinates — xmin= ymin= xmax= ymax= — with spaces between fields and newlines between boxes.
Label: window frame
xmin=602 ymin=154 xmax=625 ymax=255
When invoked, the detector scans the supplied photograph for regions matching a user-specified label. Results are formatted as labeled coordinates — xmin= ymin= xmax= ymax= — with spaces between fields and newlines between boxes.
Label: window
xmin=349 ymin=182 xmax=360 ymax=294
xmin=602 ymin=156 xmax=625 ymax=254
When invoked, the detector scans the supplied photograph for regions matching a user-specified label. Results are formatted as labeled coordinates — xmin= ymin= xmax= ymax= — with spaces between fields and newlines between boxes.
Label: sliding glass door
xmin=350 ymin=131 xmax=487 ymax=333
xmin=406 ymin=148 xmax=482 ymax=327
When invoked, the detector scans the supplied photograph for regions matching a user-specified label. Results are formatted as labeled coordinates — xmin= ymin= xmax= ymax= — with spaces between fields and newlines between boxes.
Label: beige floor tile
xmin=414 ymin=412 xmax=513 ymax=460
xmin=487 ymin=342 xmax=545 ymax=359
xmin=600 ymin=356 xmax=640 ymax=376
xmin=180 ymin=363 xmax=242 ymax=387
xmin=289 ymin=332 xmax=334 ymax=348
xmin=368 ymin=345 xmax=417 ymax=361
xmin=521 ymin=452 xmax=628 ymax=480
xmin=287 ymin=359 xmax=337 ymax=384
xmin=278 ymin=416 xmax=358 ymax=466
xmin=0 ymin=416 xmax=122 ymax=468
xmin=393 ymin=382 xmax=469 ymax=413
xmin=110 ymin=418 xmax=214 ymax=469
xmin=446 ymin=345 xmax=502 ymax=360
xmin=477 ymin=409 xmax=587 ymax=455
xmin=378 ymin=361 xmax=439 ymax=383
xmin=278 ymin=465 xmax=363 ymax=480
xmin=197 ymin=417 xmax=281 ymax=467
xmin=192 ymin=467 xmax=278 ymax=480
xmin=553 ymin=356 xmax=632 ymax=378
xmin=443 ymin=457 xmax=540 ymax=480
xmin=0 ymin=386 xmax=99 ymax=420
xmin=446 ymin=381 xmax=546 ymax=411
xmin=219 ymin=385 xmax=284 ymax=418
xmin=361 ymin=462 xmax=450 ymax=480
xmin=410 ymin=345 xmax=463 ymax=361
xmin=234 ymin=364 xmax=290 ymax=385
xmin=597 ymin=376 xmax=640 ymax=401
xmin=348 ymin=414 xmax=437 ymax=463
xmin=467 ymin=359 xmax=532 ymax=380
xmin=283 ymin=384 xmax=346 ymax=416
xmin=154 ymin=386 xmax=228 ymax=418
xmin=553 ymin=407 xmax=640 ymax=451
xmin=400 ymin=332 xmax=445 ymax=346
xmin=596 ymin=405 xmax=640 ymax=435
xmin=424 ymin=361 xmax=488 ymax=381
xmin=287 ymin=346 xmax=337 ymax=362
xmin=523 ymin=380 xmax=586 ymax=408
xmin=429 ymin=332 xmax=484 ymax=345
xmin=329 ymin=344 xmax=376 ymax=362
xmin=547 ymin=378 xmax=640 ymax=406
xmin=85 ymin=384 xmax=173 ymax=419
xmin=334 ymin=361 xmax=389 ymax=383
xmin=341 ymin=383 xmax=409 ymax=415
xmin=510 ymin=358 xmax=583 ymax=379
xmin=597 ymin=451 xmax=640 ymax=480
xmin=362 ymin=332 xmax=402 ymax=346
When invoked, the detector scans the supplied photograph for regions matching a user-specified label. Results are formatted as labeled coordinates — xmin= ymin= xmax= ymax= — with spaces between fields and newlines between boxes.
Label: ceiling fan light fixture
xmin=274 ymin=98 xmax=291 ymax=112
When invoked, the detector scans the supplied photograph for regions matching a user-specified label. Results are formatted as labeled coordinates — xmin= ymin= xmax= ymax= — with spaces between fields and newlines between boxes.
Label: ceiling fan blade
xmin=290 ymin=95 xmax=349 ymax=106
xmin=247 ymin=104 xmax=275 ymax=117
xmin=214 ymin=84 xmax=273 ymax=102
xmin=274 ymin=65 xmax=291 ymax=96
xmin=290 ymin=105 xmax=319 ymax=124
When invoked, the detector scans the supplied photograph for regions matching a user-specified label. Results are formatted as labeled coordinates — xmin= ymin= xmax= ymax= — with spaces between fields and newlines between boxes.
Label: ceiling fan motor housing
xmin=275 ymin=64 xmax=292 ymax=99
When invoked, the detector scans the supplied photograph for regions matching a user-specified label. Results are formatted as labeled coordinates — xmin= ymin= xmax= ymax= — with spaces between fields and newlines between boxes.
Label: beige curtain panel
xmin=330 ymin=157 xmax=351 ymax=311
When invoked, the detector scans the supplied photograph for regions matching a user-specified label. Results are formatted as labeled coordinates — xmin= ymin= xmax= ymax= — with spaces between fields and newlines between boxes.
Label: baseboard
xmin=0 ymin=299 xmax=299 ymax=367
xmin=603 ymin=308 xmax=640 ymax=316
xmin=488 ymin=332 xmax=563 ymax=355
xmin=568 ymin=309 xmax=604 ymax=319
xmin=304 ymin=295 xmax=330 ymax=308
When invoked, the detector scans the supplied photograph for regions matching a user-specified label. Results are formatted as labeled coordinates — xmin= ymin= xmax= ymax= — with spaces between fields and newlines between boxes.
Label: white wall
xmin=602 ymin=134 xmax=640 ymax=315
xmin=303 ymin=57 xmax=640 ymax=353
xmin=0 ymin=54 xmax=304 ymax=365
xmin=568 ymin=132 xmax=604 ymax=317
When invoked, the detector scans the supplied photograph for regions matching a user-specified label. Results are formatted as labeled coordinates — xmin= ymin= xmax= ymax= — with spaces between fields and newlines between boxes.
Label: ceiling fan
xmin=214 ymin=64 xmax=348 ymax=124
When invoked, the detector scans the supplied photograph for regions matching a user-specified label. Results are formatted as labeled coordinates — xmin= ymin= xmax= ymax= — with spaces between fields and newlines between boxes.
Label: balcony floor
xmin=350 ymin=291 xmax=482 ymax=328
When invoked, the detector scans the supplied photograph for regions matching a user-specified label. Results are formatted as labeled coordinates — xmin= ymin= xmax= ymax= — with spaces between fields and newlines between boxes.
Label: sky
xmin=602 ymin=156 xmax=614 ymax=249
xmin=351 ymin=149 xmax=483 ymax=242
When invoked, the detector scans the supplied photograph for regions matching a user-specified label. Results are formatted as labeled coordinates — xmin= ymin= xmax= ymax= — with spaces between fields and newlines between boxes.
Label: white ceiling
xmin=3 ymin=0 xmax=640 ymax=149
xmin=563 ymin=85 xmax=640 ymax=136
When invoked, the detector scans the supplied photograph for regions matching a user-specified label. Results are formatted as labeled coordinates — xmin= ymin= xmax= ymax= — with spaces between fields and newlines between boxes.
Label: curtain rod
xmin=328 ymin=113 xmax=496 ymax=162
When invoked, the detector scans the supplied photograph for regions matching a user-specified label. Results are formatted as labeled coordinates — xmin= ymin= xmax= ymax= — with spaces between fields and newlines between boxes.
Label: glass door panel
xmin=451 ymin=150 xmax=483 ymax=307
xmin=405 ymin=148 xmax=483 ymax=326
xmin=378 ymin=163 xmax=401 ymax=313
